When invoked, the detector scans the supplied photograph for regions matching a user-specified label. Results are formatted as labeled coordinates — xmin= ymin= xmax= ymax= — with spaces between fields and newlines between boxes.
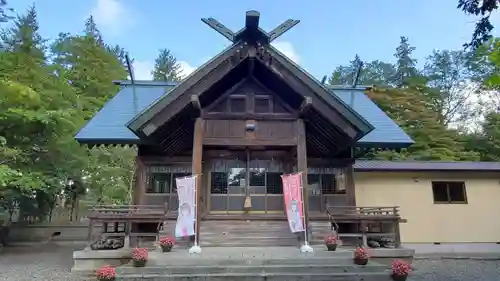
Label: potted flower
xmin=353 ymin=246 xmax=369 ymax=265
xmin=391 ymin=259 xmax=412 ymax=281
xmin=324 ymin=235 xmax=338 ymax=251
xmin=96 ymin=265 xmax=116 ymax=281
xmin=132 ymin=248 xmax=149 ymax=267
xmin=158 ymin=235 xmax=175 ymax=252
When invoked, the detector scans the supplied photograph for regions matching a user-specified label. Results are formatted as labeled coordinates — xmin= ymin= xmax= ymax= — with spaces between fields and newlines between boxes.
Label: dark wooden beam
xmin=203 ymin=137 xmax=297 ymax=146
xmin=300 ymin=97 xmax=313 ymax=115
xmin=202 ymin=78 xmax=248 ymax=114
xmin=345 ymin=148 xmax=356 ymax=206
xmin=268 ymin=19 xmax=300 ymax=42
xmin=146 ymin=47 xmax=250 ymax=135
xmin=201 ymin=17 xmax=235 ymax=42
xmin=296 ymin=119 xmax=310 ymax=244
xmin=255 ymin=56 xmax=358 ymax=138
xmin=135 ymin=156 xmax=147 ymax=205
xmin=191 ymin=118 xmax=204 ymax=246
xmin=245 ymin=10 xmax=260 ymax=32
xmin=190 ymin=95 xmax=201 ymax=110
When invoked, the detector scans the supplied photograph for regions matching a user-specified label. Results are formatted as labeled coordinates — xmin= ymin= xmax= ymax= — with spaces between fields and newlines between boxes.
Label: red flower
xmin=354 ymin=246 xmax=369 ymax=260
xmin=324 ymin=235 xmax=338 ymax=245
xmin=392 ymin=259 xmax=412 ymax=276
xmin=96 ymin=265 xmax=116 ymax=280
xmin=158 ymin=235 xmax=175 ymax=247
xmin=132 ymin=248 xmax=149 ymax=261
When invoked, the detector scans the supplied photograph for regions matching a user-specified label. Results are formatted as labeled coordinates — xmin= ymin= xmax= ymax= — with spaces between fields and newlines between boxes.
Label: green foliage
xmin=458 ymin=0 xmax=497 ymax=49
xmin=0 ymin=6 xmax=138 ymax=222
xmin=152 ymin=49 xmax=183 ymax=82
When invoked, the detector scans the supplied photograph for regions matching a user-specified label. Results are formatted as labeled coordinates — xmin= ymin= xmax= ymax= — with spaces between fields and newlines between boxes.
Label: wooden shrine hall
xmin=75 ymin=11 xmax=414 ymax=248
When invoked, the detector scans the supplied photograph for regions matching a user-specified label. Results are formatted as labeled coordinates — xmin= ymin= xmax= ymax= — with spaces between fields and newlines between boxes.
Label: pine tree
xmin=84 ymin=16 xmax=104 ymax=46
xmin=152 ymin=49 xmax=182 ymax=82
xmin=392 ymin=36 xmax=418 ymax=86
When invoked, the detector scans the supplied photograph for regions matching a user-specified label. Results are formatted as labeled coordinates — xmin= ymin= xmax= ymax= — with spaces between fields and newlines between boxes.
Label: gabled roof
xmin=329 ymin=86 xmax=413 ymax=148
xmin=74 ymin=82 xmax=413 ymax=148
xmin=354 ymin=160 xmax=500 ymax=172
xmin=126 ymin=42 xmax=374 ymax=142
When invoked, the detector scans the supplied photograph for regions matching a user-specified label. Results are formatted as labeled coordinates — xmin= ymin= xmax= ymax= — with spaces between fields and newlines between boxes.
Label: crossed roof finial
xmin=201 ymin=10 xmax=300 ymax=44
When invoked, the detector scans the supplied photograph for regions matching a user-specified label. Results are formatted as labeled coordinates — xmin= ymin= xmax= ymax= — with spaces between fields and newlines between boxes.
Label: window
xmin=266 ymin=172 xmax=283 ymax=194
xmin=147 ymin=173 xmax=172 ymax=193
xmin=255 ymin=98 xmax=270 ymax=113
xmin=229 ymin=97 xmax=246 ymax=112
xmin=431 ymin=181 xmax=467 ymax=204
xmin=171 ymin=173 xmax=191 ymax=193
xmin=211 ymin=172 xmax=228 ymax=194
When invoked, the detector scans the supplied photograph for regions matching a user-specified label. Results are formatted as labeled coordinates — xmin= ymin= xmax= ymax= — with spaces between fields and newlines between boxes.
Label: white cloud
xmin=131 ymin=60 xmax=196 ymax=80
xmin=271 ymin=41 xmax=300 ymax=63
xmin=178 ymin=61 xmax=196 ymax=77
xmin=132 ymin=60 xmax=154 ymax=80
xmin=90 ymin=0 xmax=133 ymax=34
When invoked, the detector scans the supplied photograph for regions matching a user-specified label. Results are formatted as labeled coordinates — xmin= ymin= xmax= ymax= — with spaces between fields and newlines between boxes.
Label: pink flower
xmin=324 ymin=235 xmax=338 ymax=245
xmin=132 ymin=248 xmax=148 ymax=261
xmin=354 ymin=246 xmax=370 ymax=260
xmin=96 ymin=265 xmax=116 ymax=280
xmin=392 ymin=259 xmax=412 ymax=276
xmin=159 ymin=235 xmax=175 ymax=247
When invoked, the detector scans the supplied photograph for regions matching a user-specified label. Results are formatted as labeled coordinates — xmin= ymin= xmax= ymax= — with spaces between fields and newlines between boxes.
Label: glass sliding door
xmin=208 ymin=151 xmax=287 ymax=214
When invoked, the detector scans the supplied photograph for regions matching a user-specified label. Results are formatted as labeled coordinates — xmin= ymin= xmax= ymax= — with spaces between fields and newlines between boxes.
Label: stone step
xmin=116 ymin=272 xmax=393 ymax=281
xmin=144 ymin=256 xmax=360 ymax=267
xmin=118 ymin=263 xmax=389 ymax=275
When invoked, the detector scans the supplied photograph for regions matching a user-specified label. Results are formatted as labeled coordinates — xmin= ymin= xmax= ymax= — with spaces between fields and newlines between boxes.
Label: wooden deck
xmin=85 ymin=205 xmax=403 ymax=249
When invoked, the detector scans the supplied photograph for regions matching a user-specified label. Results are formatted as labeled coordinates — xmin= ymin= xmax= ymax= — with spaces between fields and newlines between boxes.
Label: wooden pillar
xmin=192 ymin=118 xmax=204 ymax=245
xmin=296 ymin=119 xmax=310 ymax=241
xmin=134 ymin=156 xmax=147 ymax=205
xmin=344 ymin=148 xmax=356 ymax=206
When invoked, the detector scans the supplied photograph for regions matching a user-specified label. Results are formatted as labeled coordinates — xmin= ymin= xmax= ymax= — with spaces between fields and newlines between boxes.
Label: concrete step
xmin=116 ymin=272 xmax=394 ymax=281
xmin=118 ymin=263 xmax=389 ymax=275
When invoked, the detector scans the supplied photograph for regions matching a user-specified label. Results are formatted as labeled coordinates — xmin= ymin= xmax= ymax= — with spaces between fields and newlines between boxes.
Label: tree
xmin=366 ymin=87 xmax=480 ymax=161
xmin=458 ymin=0 xmax=499 ymax=49
xmin=329 ymin=58 xmax=396 ymax=87
xmin=0 ymin=0 xmax=14 ymax=23
xmin=84 ymin=16 xmax=103 ymax=46
xmin=151 ymin=49 xmax=182 ymax=82
xmin=423 ymin=49 xmax=479 ymax=126
xmin=392 ymin=36 xmax=419 ymax=86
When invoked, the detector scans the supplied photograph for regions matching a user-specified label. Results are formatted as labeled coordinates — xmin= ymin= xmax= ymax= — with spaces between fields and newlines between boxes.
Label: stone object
xmin=90 ymin=236 xmax=125 ymax=250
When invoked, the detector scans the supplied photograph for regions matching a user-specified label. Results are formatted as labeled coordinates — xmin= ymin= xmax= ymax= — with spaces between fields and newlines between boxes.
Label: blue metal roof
xmin=74 ymin=84 xmax=173 ymax=144
xmin=329 ymin=87 xmax=413 ymax=148
xmin=354 ymin=160 xmax=500 ymax=172
xmin=75 ymin=82 xmax=413 ymax=148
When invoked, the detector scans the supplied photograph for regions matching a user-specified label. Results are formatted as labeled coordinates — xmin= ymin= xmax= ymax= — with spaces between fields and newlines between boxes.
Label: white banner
xmin=174 ymin=175 xmax=196 ymax=238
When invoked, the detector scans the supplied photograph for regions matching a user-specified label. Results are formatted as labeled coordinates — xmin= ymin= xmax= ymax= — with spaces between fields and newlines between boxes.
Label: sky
xmin=7 ymin=0 xmax=500 ymax=80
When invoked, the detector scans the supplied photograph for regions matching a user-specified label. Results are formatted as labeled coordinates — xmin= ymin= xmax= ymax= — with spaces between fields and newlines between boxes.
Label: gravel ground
xmin=1 ymin=244 xmax=500 ymax=280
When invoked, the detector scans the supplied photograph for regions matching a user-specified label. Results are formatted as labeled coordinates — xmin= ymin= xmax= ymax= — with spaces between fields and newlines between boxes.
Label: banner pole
xmin=299 ymin=172 xmax=313 ymax=253
xmin=189 ymin=174 xmax=202 ymax=254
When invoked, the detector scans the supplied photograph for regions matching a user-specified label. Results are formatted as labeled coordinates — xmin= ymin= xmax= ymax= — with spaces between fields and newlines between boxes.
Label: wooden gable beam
xmin=262 ymin=46 xmax=374 ymax=139
xmin=129 ymin=43 xmax=252 ymax=138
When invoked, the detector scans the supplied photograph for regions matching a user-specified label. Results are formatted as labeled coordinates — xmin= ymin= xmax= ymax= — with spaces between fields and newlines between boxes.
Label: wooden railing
xmin=87 ymin=204 xmax=169 ymax=249
xmin=326 ymin=206 xmax=400 ymax=220
xmin=88 ymin=204 xmax=169 ymax=220
xmin=325 ymin=206 xmax=402 ymax=248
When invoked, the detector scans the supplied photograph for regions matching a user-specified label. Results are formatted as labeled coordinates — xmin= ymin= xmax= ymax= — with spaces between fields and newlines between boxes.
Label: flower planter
xmin=161 ymin=245 xmax=172 ymax=253
xmin=97 ymin=278 xmax=115 ymax=281
xmin=133 ymin=260 xmax=147 ymax=267
xmin=392 ymin=274 xmax=408 ymax=281
xmin=353 ymin=258 xmax=368 ymax=265
xmin=326 ymin=244 xmax=337 ymax=251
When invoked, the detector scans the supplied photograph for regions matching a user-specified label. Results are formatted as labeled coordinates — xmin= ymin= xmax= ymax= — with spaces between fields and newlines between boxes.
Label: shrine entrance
xmin=207 ymin=149 xmax=293 ymax=215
